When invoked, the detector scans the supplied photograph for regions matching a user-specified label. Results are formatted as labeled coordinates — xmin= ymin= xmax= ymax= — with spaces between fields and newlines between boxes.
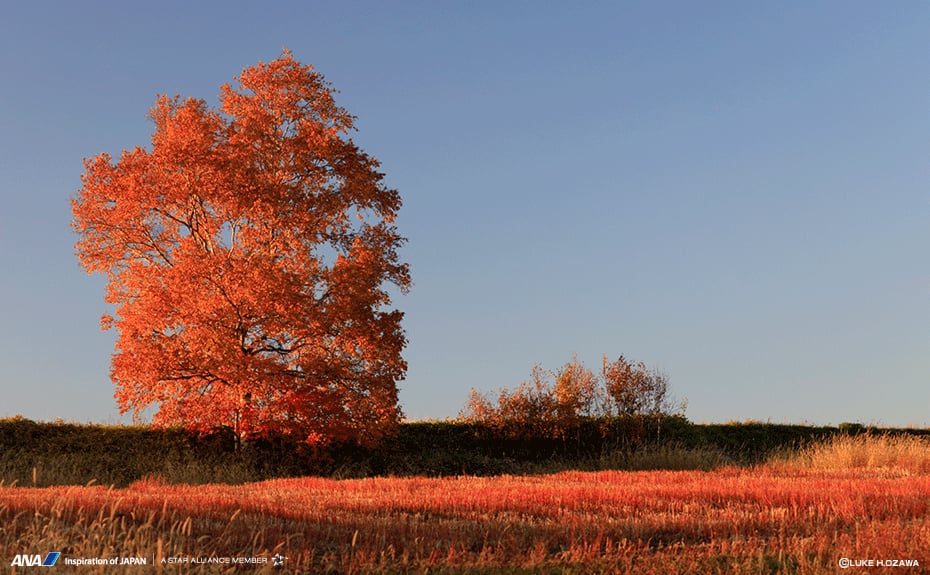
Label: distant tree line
xmin=461 ymin=355 xmax=686 ymax=436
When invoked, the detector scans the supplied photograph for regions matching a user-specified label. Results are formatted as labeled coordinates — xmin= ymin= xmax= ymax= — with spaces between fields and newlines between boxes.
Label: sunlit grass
xmin=767 ymin=433 xmax=930 ymax=475
xmin=4 ymin=425 xmax=930 ymax=572
xmin=2 ymin=463 xmax=928 ymax=574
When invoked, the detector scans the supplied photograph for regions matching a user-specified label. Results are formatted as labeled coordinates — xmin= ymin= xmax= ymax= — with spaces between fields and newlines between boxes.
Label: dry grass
xmin=598 ymin=443 xmax=732 ymax=471
xmin=768 ymin=433 xmax=930 ymax=475
xmin=2 ymin=464 xmax=929 ymax=574
xmin=3 ymin=434 xmax=929 ymax=573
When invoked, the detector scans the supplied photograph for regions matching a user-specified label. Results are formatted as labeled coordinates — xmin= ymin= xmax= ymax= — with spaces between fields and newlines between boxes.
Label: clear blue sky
xmin=1 ymin=2 xmax=927 ymax=426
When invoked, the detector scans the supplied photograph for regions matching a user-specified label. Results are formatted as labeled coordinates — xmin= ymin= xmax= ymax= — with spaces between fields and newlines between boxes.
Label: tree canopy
xmin=72 ymin=52 xmax=410 ymax=445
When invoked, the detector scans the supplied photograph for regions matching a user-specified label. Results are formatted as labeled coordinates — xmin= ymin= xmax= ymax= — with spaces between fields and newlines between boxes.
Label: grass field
xmin=2 ymin=435 xmax=929 ymax=574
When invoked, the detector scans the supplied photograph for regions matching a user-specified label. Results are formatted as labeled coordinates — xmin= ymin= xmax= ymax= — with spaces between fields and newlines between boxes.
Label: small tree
xmin=601 ymin=355 xmax=679 ymax=417
xmin=496 ymin=365 xmax=558 ymax=426
xmin=602 ymin=355 xmax=680 ymax=438
xmin=72 ymin=52 xmax=410 ymax=446
xmin=462 ymin=365 xmax=560 ymax=437
xmin=553 ymin=356 xmax=599 ymax=419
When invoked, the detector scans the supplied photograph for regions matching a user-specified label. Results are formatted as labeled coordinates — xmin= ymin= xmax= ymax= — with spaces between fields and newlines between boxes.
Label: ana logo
xmin=10 ymin=552 xmax=60 ymax=567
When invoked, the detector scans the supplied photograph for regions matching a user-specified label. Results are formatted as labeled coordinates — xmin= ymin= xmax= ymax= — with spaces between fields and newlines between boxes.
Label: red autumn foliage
xmin=71 ymin=52 xmax=409 ymax=445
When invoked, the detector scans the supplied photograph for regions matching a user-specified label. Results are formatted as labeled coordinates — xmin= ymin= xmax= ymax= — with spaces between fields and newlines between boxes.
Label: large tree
xmin=72 ymin=52 xmax=410 ymax=445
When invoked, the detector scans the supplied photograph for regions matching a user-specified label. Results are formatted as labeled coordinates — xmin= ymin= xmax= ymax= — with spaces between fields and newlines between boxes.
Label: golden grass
xmin=3 ymin=433 xmax=929 ymax=573
xmin=768 ymin=433 xmax=930 ymax=475
xmin=2 ymin=465 xmax=929 ymax=574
